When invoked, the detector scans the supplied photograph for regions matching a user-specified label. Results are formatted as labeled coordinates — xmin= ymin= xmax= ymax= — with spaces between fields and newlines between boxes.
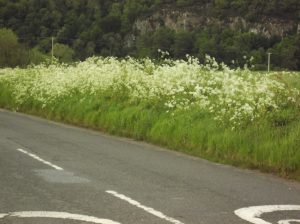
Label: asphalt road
xmin=0 ymin=109 xmax=300 ymax=224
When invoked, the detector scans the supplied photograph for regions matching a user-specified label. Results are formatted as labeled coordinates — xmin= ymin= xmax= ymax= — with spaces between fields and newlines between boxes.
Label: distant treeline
xmin=0 ymin=0 xmax=299 ymax=69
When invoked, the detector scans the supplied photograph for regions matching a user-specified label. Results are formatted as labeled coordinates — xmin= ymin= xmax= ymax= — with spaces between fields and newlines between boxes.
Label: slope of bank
xmin=0 ymin=57 xmax=299 ymax=180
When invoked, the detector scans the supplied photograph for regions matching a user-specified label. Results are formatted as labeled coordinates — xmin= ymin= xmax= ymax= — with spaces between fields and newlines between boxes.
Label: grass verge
xmin=0 ymin=60 xmax=299 ymax=180
xmin=1 ymin=83 xmax=300 ymax=180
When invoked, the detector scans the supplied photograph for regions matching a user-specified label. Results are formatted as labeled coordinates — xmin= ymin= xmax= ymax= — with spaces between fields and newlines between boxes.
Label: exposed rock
xmin=134 ymin=8 xmax=298 ymax=38
xmin=124 ymin=34 xmax=136 ymax=48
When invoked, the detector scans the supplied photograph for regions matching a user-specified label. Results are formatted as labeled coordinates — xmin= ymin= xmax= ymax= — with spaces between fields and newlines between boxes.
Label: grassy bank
xmin=0 ymin=57 xmax=299 ymax=179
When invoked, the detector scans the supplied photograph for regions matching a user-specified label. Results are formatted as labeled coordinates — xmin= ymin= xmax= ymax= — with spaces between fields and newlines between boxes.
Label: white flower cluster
xmin=0 ymin=56 xmax=298 ymax=128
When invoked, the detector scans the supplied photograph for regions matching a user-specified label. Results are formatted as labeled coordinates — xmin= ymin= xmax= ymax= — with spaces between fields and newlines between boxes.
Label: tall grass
xmin=0 ymin=57 xmax=299 ymax=179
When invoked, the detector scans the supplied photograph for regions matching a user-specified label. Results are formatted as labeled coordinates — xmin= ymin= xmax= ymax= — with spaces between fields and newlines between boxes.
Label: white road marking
xmin=278 ymin=220 xmax=300 ymax=224
xmin=234 ymin=205 xmax=300 ymax=224
xmin=106 ymin=190 xmax=184 ymax=224
xmin=0 ymin=211 xmax=121 ymax=224
xmin=16 ymin=148 xmax=63 ymax=170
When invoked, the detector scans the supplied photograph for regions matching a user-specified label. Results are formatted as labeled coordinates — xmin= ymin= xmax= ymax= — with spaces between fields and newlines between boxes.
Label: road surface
xmin=0 ymin=109 xmax=299 ymax=224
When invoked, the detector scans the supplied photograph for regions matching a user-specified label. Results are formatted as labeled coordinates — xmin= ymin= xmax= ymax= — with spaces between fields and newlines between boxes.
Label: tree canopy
xmin=0 ymin=0 xmax=299 ymax=70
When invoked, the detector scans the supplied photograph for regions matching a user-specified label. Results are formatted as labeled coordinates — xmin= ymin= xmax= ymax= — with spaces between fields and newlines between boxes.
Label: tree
xmin=101 ymin=15 xmax=121 ymax=33
xmin=0 ymin=28 xmax=27 ymax=67
xmin=29 ymin=47 xmax=51 ymax=65
xmin=272 ymin=36 xmax=299 ymax=70
xmin=123 ymin=0 xmax=150 ymax=23
xmin=100 ymin=33 xmax=122 ymax=56
xmin=0 ymin=0 xmax=298 ymax=67
xmin=249 ymin=48 xmax=266 ymax=70
xmin=109 ymin=3 xmax=122 ymax=17
xmin=173 ymin=31 xmax=194 ymax=58
xmin=137 ymin=33 xmax=154 ymax=58
xmin=195 ymin=30 xmax=218 ymax=62
xmin=176 ymin=0 xmax=195 ymax=7
xmin=152 ymin=27 xmax=175 ymax=54
xmin=53 ymin=43 xmax=74 ymax=63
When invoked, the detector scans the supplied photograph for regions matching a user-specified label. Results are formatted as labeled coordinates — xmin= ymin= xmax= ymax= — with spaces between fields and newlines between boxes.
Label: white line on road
xmin=106 ymin=190 xmax=184 ymax=224
xmin=234 ymin=205 xmax=300 ymax=224
xmin=16 ymin=148 xmax=63 ymax=170
xmin=278 ymin=220 xmax=300 ymax=224
xmin=0 ymin=211 xmax=121 ymax=224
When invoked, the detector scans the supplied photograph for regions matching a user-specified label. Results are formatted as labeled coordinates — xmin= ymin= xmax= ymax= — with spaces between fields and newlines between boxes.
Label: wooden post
xmin=267 ymin=52 xmax=272 ymax=72
xmin=51 ymin=37 xmax=54 ymax=63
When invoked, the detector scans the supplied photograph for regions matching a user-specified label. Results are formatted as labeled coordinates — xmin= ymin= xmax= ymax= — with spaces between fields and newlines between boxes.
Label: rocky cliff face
xmin=133 ymin=8 xmax=299 ymax=38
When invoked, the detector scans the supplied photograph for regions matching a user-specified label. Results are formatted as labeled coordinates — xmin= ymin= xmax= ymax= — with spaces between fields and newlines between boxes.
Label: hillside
xmin=0 ymin=0 xmax=299 ymax=69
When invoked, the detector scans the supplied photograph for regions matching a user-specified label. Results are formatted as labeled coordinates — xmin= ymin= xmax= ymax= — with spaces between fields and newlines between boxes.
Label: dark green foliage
xmin=101 ymin=16 xmax=122 ymax=33
xmin=271 ymin=36 xmax=300 ymax=70
xmin=173 ymin=31 xmax=194 ymax=58
xmin=137 ymin=27 xmax=175 ymax=57
xmin=0 ymin=0 xmax=299 ymax=69
xmin=53 ymin=43 xmax=74 ymax=63
xmin=176 ymin=0 xmax=195 ymax=7
xmin=0 ymin=28 xmax=49 ymax=67
xmin=213 ymin=0 xmax=300 ymax=20
xmin=152 ymin=28 xmax=175 ymax=52
xmin=0 ymin=28 xmax=27 ymax=67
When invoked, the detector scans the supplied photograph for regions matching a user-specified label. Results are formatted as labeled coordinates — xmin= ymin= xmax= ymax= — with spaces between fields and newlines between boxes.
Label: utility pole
xmin=267 ymin=52 xmax=272 ymax=72
xmin=51 ymin=37 xmax=54 ymax=63
xmin=183 ymin=13 xmax=187 ymax=31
